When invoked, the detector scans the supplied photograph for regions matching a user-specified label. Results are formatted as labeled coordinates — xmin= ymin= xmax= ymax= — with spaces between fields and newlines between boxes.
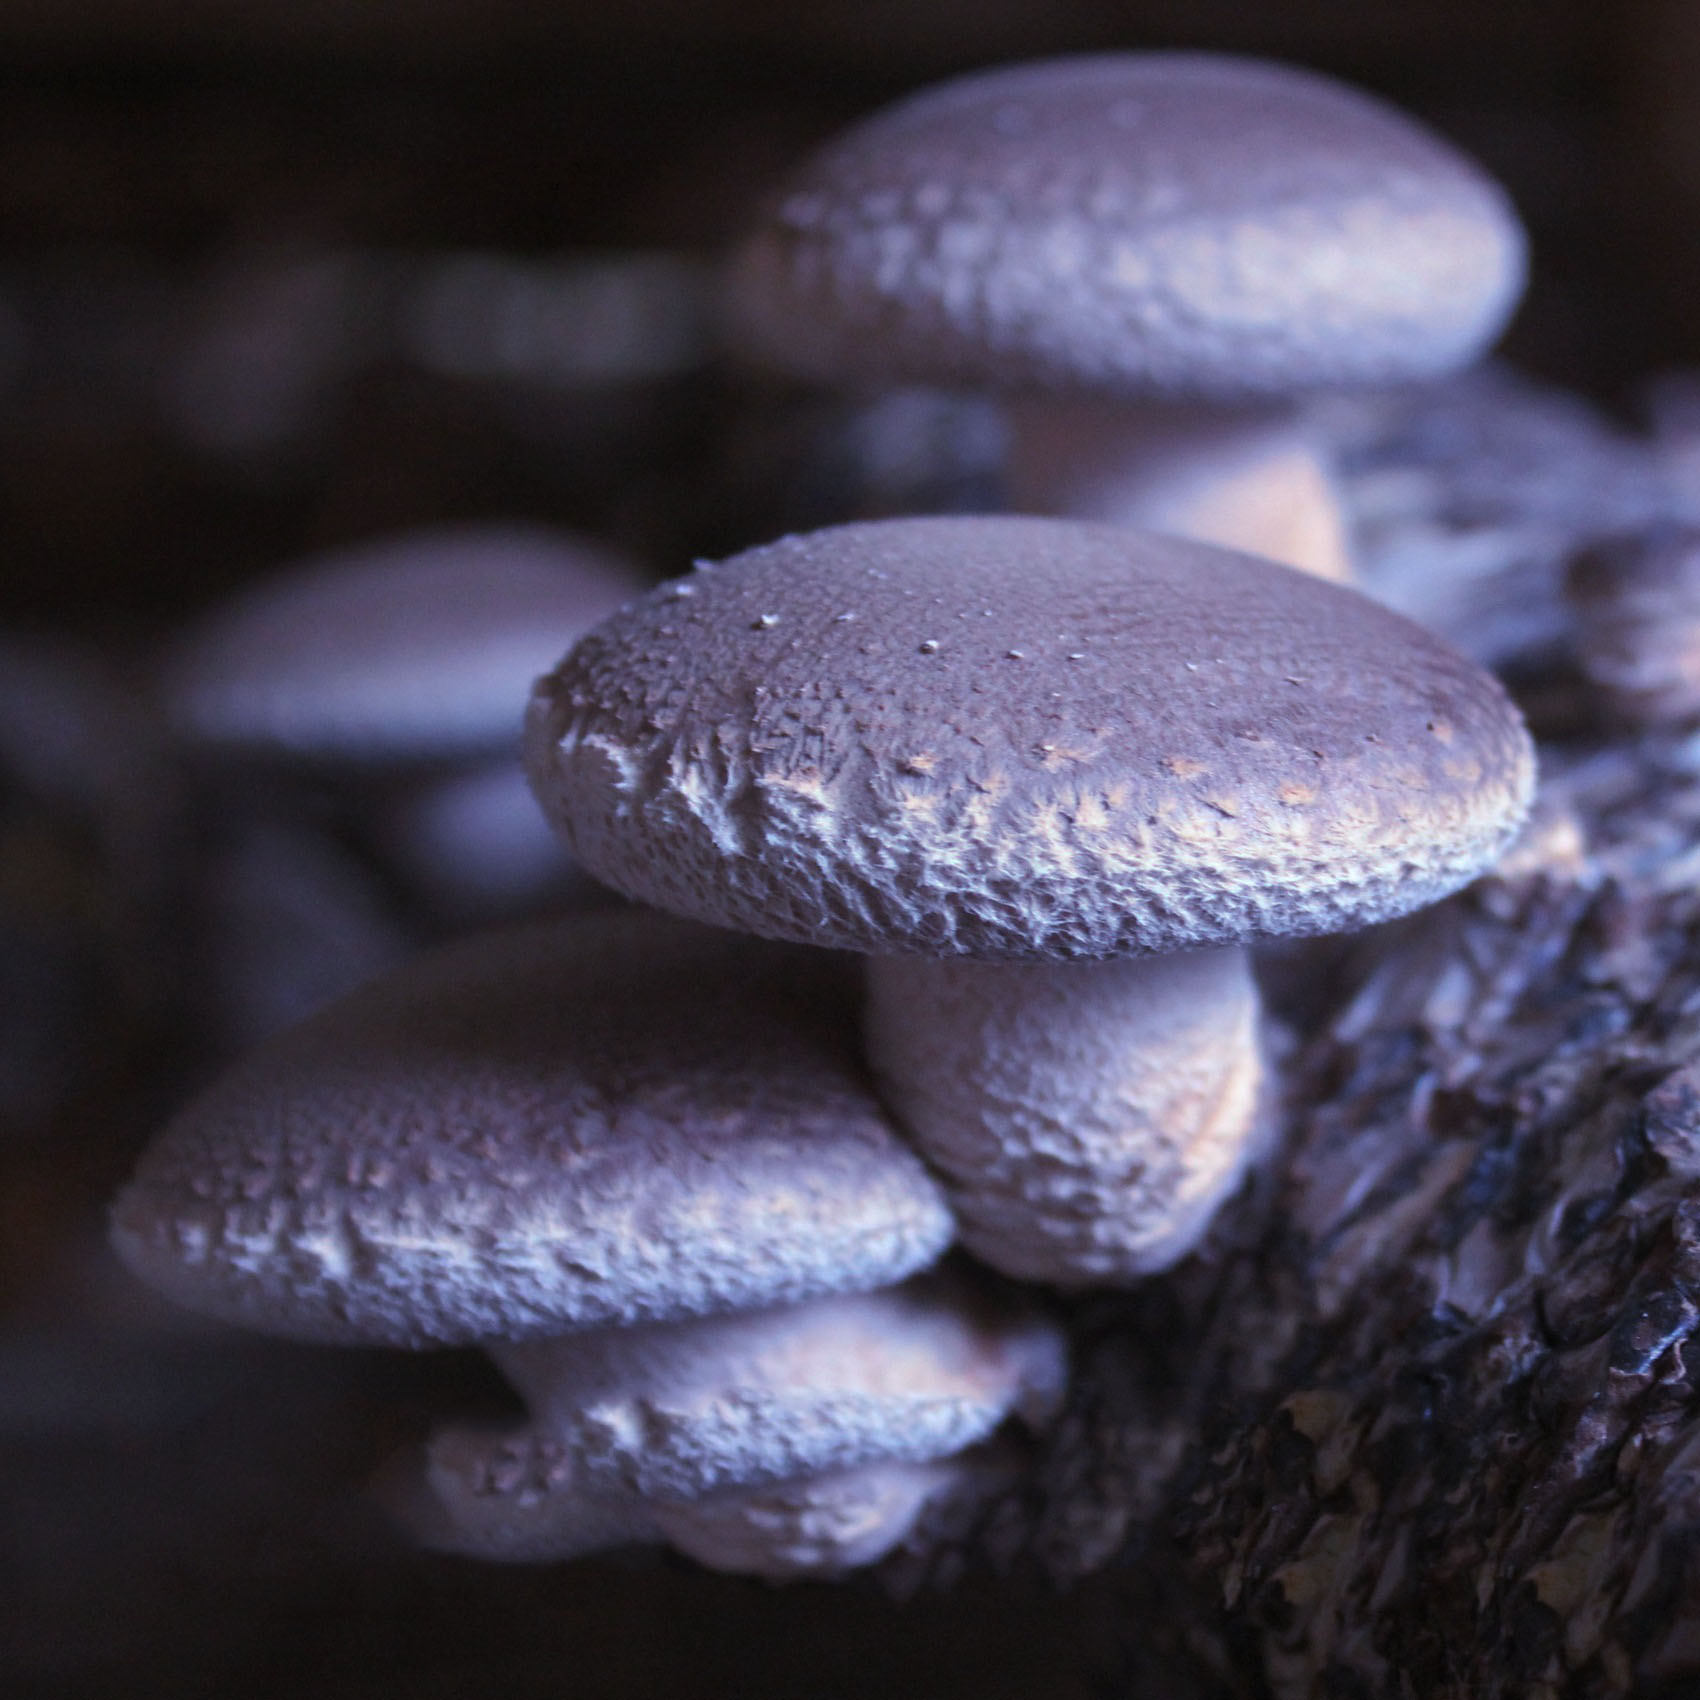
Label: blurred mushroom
xmin=164 ymin=524 xmax=641 ymax=771
xmin=727 ymin=53 xmax=1526 ymax=580
xmin=160 ymin=524 xmax=648 ymax=1040
xmin=1565 ymin=523 xmax=1700 ymax=728
xmin=527 ymin=515 xmax=1536 ymax=1283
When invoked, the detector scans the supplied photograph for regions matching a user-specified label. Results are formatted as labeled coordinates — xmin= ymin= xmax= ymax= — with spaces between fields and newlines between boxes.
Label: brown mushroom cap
xmin=526 ymin=515 xmax=1535 ymax=962
xmin=728 ymin=53 xmax=1525 ymax=401
xmin=110 ymin=911 xmax=954 ymax=1346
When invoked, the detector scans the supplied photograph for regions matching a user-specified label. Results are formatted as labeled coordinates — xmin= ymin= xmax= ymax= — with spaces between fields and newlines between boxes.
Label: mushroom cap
xmin=110 ymin=910 xmax=954 ymax=1345
xmin=651 ymin=1456 xmax=965 ymax=1579
xmin=491 ymin=1270 xmax=1066 ymax=1501
xmin=526 ymin=515 xmax=1535 ymax=961
xmin=163 ymin=524 xmax=643 ymax=766
xmin=727 ymin=53 xmax=1525 ymax=400
xmin=380 ymin=1426 xmax=975 ymax=1576
xmin=375 ymin=1421 xmax=657 ymax=1565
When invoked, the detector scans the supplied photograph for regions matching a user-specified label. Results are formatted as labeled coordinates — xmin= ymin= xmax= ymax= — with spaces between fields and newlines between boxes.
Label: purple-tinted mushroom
xmin=111 ymin=910 xmax=954 ymax=1345
xmin=383 ymin=1268 xmax=1064 ymax=1577
xmin=727 ymin=53 xmax=1526 ymax=581
xmin=526 ymin=514 xmax=1536 ymax=1282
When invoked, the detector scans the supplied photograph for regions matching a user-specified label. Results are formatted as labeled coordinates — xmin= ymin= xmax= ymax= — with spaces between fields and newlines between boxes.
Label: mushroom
xmin=526 ymin=514 xmax=1536 ymax=1282
xmin=726 ymin=53 xmax=1527 ymax=581
xmin=652 ymin=1455 xmax=981 ymax=1580
xmin=393 ymin=1430 xmax=993 ymax=1579
xmin=383 ymin=1267 xmax=1065 ymax=1577
xmin=162 ymin=523 xmax=645 ymax=927
xmin=111 ymin=909 xmax=954 ymax=1345
xmin=165 ymin=524 xmax=642 ymax=768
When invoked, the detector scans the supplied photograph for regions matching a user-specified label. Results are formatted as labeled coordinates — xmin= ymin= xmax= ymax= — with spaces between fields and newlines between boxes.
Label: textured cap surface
xmin=492 ymin=1270 xmax=1067 ymax=1500
xmin=728 ymin=53 xmax=1525 ymax=399
xmin=111 ymin=910 xmax=953 ymax=1344
xmin=527 ymin=515 xmax=1535 ymax=960
xmin=381 ymin=1429 xmax=968 ymax=1576
xmin=164 ymin=525 xmax=643 ymax=764
xmin=651 ymin=1457 xmax=964 ymax=1578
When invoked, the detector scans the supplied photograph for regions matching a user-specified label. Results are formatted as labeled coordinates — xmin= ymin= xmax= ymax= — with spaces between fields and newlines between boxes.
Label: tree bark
xmin=964 ymin=741 xmax=1700 ymax=1697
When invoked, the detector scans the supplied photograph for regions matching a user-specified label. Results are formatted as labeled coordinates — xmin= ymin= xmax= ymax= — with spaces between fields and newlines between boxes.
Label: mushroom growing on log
xmin=973 ymin=737 xmax=1700 ymax=1698
xmin=525 ymin=513 xmax=1534 ymax=1284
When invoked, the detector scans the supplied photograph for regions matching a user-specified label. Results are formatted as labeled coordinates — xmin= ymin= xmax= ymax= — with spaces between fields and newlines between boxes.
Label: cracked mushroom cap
xmin=727 ymin=52 xmax=1526 ymax=400
xmin=490 ymin=1268 xmax=1066 ymax=1501
xmin=163 ymin=524 xmax=643 ymax=765
xmin=110 ymin=910 xmax=954 ymax=1345
xmin=526 ymin=515 xmax=1536 ymax=961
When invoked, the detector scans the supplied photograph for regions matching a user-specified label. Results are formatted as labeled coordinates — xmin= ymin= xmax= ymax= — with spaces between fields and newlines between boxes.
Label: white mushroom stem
xmin=1002 ymin=395 xmax=1352 ymax=583
xmin=863 ymin=946 xmax=1265 ymax=1284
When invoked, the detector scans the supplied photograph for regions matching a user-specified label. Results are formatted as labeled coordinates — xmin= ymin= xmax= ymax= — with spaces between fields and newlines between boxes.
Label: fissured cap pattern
xmin=111 ymin=910 xmax=953 ymax=1344
xmin=526 ymin=516 xmax=1535 ymax=960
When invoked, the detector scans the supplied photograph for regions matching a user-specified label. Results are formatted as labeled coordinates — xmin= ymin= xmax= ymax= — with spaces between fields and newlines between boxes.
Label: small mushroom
xmin=111 ymin=909 xmax=954 ymax=1344
xmin=389 ymin=1422 xmax=996 ymax=1580
xmin=727 ymin=53 xmax=1526 ymax=581
xmin=526 ymin=515 xmax=1536 ymax=1282
xmin=652 ymin=1455 xmax=976 ymax=1581
xmin=164 ymin=524 xmax=642 ymax=767
xmin=383 ymin=1269 xmax=1064 ymax=1576
xmin=488 ymin=1269 xmax=1065 ymax=1502
xmin=162 ymin=523 xmax=647 ymax=931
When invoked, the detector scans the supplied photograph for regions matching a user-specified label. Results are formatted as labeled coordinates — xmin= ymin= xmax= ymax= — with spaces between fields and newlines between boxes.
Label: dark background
xmin=1 ymin=0 xmax=1695 ymax=629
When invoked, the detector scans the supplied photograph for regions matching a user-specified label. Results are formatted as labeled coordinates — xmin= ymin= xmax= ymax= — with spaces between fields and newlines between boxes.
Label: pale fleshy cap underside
xmin=526 ymin=516 xmax=1535 ymax=960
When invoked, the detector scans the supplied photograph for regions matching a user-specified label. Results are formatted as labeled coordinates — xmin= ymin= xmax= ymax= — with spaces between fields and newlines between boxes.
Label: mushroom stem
xmin=863 ymin=946 xmax=1266 ymax=1283
xmin=1002 ymin=395 xmax=1352 ymax=583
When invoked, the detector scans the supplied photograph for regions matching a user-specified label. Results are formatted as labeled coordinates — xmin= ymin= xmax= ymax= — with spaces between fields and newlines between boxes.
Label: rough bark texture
xmin=969 ymin=739 xmax=1700 ymax=1697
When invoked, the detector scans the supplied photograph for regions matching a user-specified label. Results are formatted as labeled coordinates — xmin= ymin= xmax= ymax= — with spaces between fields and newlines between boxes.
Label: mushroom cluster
xmin=527 ymin=514 xmax=1535 ymax=1283
xmin=112 ymin=908 xmax=1066 ymax=1577
xmin=110 ymin=50 xmax=1540 ymax=1595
